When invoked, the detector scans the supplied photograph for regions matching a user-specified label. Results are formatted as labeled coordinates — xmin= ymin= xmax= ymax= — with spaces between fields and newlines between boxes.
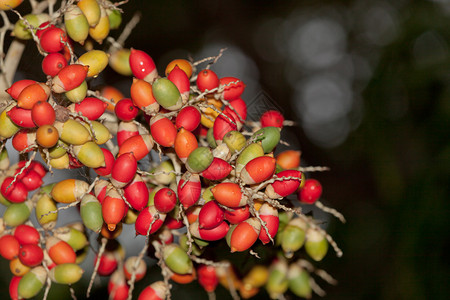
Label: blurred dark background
xmin=2 ymin=0 xmax=450 ymax=299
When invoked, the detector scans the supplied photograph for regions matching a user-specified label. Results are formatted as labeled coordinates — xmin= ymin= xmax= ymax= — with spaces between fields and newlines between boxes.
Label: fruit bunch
xmin=0 ymin=1 xmax=344 ymax=299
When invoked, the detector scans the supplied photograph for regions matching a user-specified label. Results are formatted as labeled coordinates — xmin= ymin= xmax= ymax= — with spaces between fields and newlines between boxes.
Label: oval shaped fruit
xmin=49 ymin=263 xmax=84 ymax=284
xmin=174 ymin=128 xmax=198 ymax=163
xmin=152 ymin=77 xmax=182 ymax=111
xmin=177 ymin=173 xmax=201 ymax=209
xmin=17 ymin=82 xmax=50 ymax=109
xmin=135 ymin=205 xmax=166 ymax=236
xmin=46 ymin=236 xmax=76 ymax=265
xmin=165 ymin=58 xmax=193 ymax=78
xmin=240 ymin=156 xmax=276 ymax=185
xmin=198 ymin=200 xmax=224 ymax=230
xmin=186 ymin=146 xmax=213 ymax=173
xmin=18 ymin=244 xmax=44 ymax=267
xmin=129 ymin=48 xmax=158 ymax=82
xmin=102 ymin=189 xmax=127 ymax=231
xmin=0 ymin=234 xmax=20 ymax=260
xmin=88 ymin=5 xmax=109 ymax=43
xmin=211 ymin=182 xmax=247 ymax=208
xmin=229 ymin=218 xmax=261 ymax=252
xmin=149 ymin=115 xmax=177 ymax=147
xmin=163 ymin=244 xmax=193 ymax=275
xmin=118 ymin=134 xmax=154 ymax=161
xmin=52 ymin=64 xmax=89 ymax=93
xmin=17 ymin=266 xmax=47 ymax=299
xmin=39 ymin=27 xmax=67 ymax=53
xmin=260 ymin=110 xmax=284 ymax=128
xmin=51 ymin=179 xmax=89 ymax=203
xmin=130 ymin=78 xmax=159 ymax=114
xmin=252 ymin=126 xmax=281 ymax=154
xmin=13 ymin=224 xmax=40 ymax=246
xmin=219 ymin=77 xmax=246 ymax=101
xmin=78 ymin=49 xmax=108 ymax=77
xmin=64 ymin=5 xmax=89 ymax=44
xmin=80 ymin=194 xmax=103 ymax=233
xmin=31 ymin=101 xmax=55 ymax=126
xmin=7 ymin=106 xmax=35 ymax=128
xmin=298 ymin=178 xmax=322 ymax=204
xmin=196 ymin=69 xmax=219 ymax=93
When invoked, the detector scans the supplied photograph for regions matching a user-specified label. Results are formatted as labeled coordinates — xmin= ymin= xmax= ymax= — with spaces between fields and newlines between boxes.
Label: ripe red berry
xmin=115 ymin=98 xmax=138 ymax=121
xmin=196 ymin=69 xmax=219 ymax=93
xmin=18 ymin=244 xmax=44 ymax=267
xmin=42 ymin=52 xmax=67 ymax=77
xmin=260 ymin=110 xmax=284 ymax=128
xmin=298 ymin=178 xmax=322 ymax=204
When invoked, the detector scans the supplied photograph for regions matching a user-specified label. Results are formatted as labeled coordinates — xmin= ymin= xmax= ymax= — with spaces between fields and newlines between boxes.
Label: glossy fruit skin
xmin=0 ymin=234 xmax=20 ymax=260
xmin=18 ymin=244 xmax=44 ymax=267
xmin=229 ymin=218 xmax=261 ymax=252
xmin=174 ymin=128 xmax=198 ymax=163
xmin=186 ymin=146 xmax=214 ymax=173
xmin=7 ymin=106 xmax=35 ymax=128
xmin=39 ymin=27 xmax=67 ymax=53
xmin=6 ymin=79 xmax=35 ymax=100
xmin=260 ymin=110 xmax=284 ymax=128
xmin=31 ymin=101 xmax=55 ymax=126
xmin=151 ymin=78 xmax=182 ymax=111
xmin=9 ymin=276 xmax=21 ymax=300
xmin=1 ymin=176 xmax=28 ymax=203
xmin=49 ymin=263 xmax=83 ymax=284
xmin=73 ymin=97 xmax=107 ymax=120
xmin=80 ymin=194 xmax=103 ymax=233
xmin=117 ymin=121 xmax=139 ymax=146
xmin=36 ymin=125 xmax=59 ymax=148
xmin=118 ymin=134 xmax=154 ymax=161
xmin=20 ymin=169 xmax=43 ymax=191
xmin=102 ymin=189 xmax=128 ymax=231
xmin=129 ymin=48 xmax=158 ymax=82
xmin=13 ymin=224 xmax=40 ymax=246
xmin=266 ymin=170 xmax=302 ymax=198
xmin=93 ymin=148 xmax=114 ymax=176
xmin=240 ymin=156 xmax=276 ymax=185
xmin=177 ymin=173 xmax=201 ymax=209
xmin=115 ymin=98 xmax=138 ymax=121
xmin=198 ymin=201 xmax=224 ymax=230
xmin=196 ymin=69 xmax=219 ymax=93
xmin=135 ymin=206 xmax=166 ymax=236
xmin=224 ymin=205 xmax=250 ymax=224
xmin=154 ymin=188 xmax=177 ymax=213
xmin=150 ymin=115 xmax=177 ymax=147
xmin=138 ymin=281 xmax=166 ymax=300
xmin=276 ymin=150 xmax=301 ymax=170
xmin=211 ymin=182 xmax=247 ymax=208
xmin=213 ymin=111 xmax=237 ymax=142
xmin=130 ymin=78 xmax=159 ymax=114
xmin=298 ymin=178 xmax=322 ymax=204
xmin=111 ymin=152 xmax=137 ymax=188
xmin=201 ymin=157 xmax=232 ymax=181
xmin=17 ymin=82 xmax=50 ymax=109
xmin=219 ymin=77 xmax=246 ymax=101
xmin=168 ymin=65 xmax=190 ymax=102
xmin=176 ymin=106 xmax=201 ymax=132
xmin=52 ymin=64 xmax=89 ymax=93
xmin=258 ymin=204 xmax=279 ymax=244
xmin=42 ymin=52 xmax=67 ymax=76
xmin=190 ymin=219 xmax=229 ymax=241
xmin=47 ymin=237 xmax=76 ymax=265
xmin=123 ymin=175 xmax=148 ymax=211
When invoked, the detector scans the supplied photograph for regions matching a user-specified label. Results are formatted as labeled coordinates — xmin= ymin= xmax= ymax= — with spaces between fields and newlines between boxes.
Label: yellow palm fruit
xmin=109 ymin=48 xmax=132 ymax=76
xmin=77 ymin=49 xmax=109 ymax=77
xmin=89 ymin=5 xmax=110 ymax=44
xmin=77 ymin=0 xmax=101 ymax=27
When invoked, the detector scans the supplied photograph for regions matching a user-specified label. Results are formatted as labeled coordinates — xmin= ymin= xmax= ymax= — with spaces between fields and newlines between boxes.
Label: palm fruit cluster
xmin=0 ymin=0 xmax=344 ymax=299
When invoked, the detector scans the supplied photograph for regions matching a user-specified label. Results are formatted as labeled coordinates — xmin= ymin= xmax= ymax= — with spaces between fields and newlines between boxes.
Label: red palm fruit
xmin=102 ymin=189 xmax=128 ymax=231
xmin=0 ymin=234 xmax=20 ymax=260
xmin=20 ymin=169 xmax=43 ymax=191
xmin=129 ymin=48 xmax=158 ymax=83
xmin=138 ymin=281 xmax=166 ymax=300
xmin=7 ymin=107 xmax=35 ymax=128
xmin=164 ymin=214 xmax=184 ymax=230
xmin=94 ymin=179 xmax=110 ymax=203
xmin=71 ymin=97 xmax=107 ymax=120
xmin=177 ymin=173 xmax=201 ymax=209
xmin=46 ymin=236 xmax=76 ymax=265
xmin=201 ymin=157 xmax=232 ymax=181
xmin=130 ymin=78 xmax=160 ymax=114
xmin=198 ymin=200 xmax=224 ymax=230
xmin=196 ymin=69 xmax=219 ymax=93
xmin=15 ymin=161 xmax=46 ymax=178
xmin=190 ymin=220 xmax=229 ymax=241
xmin=52 ymin=64 xmax=89 ymax=93
xmin=135 ymin=206 xmax=166 ymax=236
xmin=260 ymin=110 xmax=284 ymax=128
xmin=175 ymin=106 xmax=201 ymax=131
xmin=117 ymin=121 xmax=139 ymax=146
xmin=123 ymin=174 xmax=148 ymax=211
xmin=211 ymin=182 xmax=247 ymax=208
xmin=35 ymin=21 xmax=54 ymax=39
xmin=9 ymin=276 xmax=21 ymax=300
xmin=18 ymin=244 xmax=43 ymax=267
xmin=39 ymin=27 xmax=67 ymax=53
xmin=224 ymin=205 xmax=250 ymax=224
xmin=13 ymin=224 xmax=40 ymax=245
xmin=230 ymin=218 xmax=261 ymax=252
xmin=258 ymin=203 xmax=279 ymax=244
xmin=93 ymin=148 xmax=114 ymax=177
xmin=12 ymin=129 xmax=35 ymax=152
xmin=266 ymin=170 xmax=302 ymax=198
xmin=198 ymin=265 xmax=219 ymax=292
xmin=6 ymin=79 xmax=35 ymax=100
xmin=240 ymin=156 xmax=276 ymax=185
xmin=42 ymin=52 xmax=67 ymax=76
xmin=174 ymin=128 xmax=198 ymax=163
xmin=96 ymin=251 xmax=118 ymax=276
xmin=185 ymin=205 xmax=201 ymax=224
xmin=150 ymin=115 xmax=177 ymax=147
xmin=108 ymin=270 xmax=129 ymax=300
xmin=219 ymin=77 xmax=246 ymax=101
xmin=154 ymin=188 xmax=177 ymax=213
xmin=298 ymin=179 xmax=322 ymax=204
xmin=123 ymin=256 xmax=147 ymax=281
xmin=111 ymin=152 xmax=137 ymax=188
xmin=17 ymin=82 xmax=50 ymax=109
xmin=115 ymin=98 xmax=138 ymax=121
xmin=223 ymin=98 xmax=247 ymax=128
xmin=276 ymin=150 xmax=301 ymax=170
xmin=213 ymin=111 xmax=237 ymax=143
xmin=1 ymin=177 xmax=28 ymax=203
xmin=168 ymin=65 xmax=190 ymax=103
xmin=118 ymin=134 xmax=154 ymax=161
xmin=31 ymin=101 xmax=55 ymax=126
